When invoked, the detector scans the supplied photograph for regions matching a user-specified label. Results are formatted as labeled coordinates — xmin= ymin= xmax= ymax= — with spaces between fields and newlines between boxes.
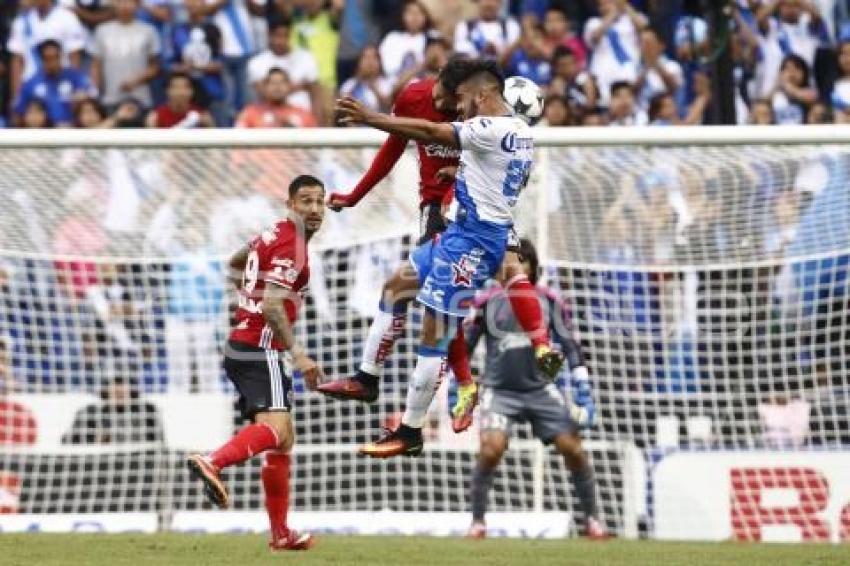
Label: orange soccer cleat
xmin=358 ymin=425 xmax=423 ymax=459
xmin=187 ymin=454 xmax=229 ymax=509
xmin=269 ymin=529 xmax=315 ymax=551
xmin=317 ymin=372 xmax=379 ymax=403
xmin=466 ymin=521 xmax=487 ymax=539
xmin=584 ymin=517 xmax=611 ymax=540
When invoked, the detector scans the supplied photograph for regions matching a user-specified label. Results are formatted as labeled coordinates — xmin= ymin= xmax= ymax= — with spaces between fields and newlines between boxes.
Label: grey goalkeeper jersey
xmin=465 ymin=284 xmax=585 ymax=391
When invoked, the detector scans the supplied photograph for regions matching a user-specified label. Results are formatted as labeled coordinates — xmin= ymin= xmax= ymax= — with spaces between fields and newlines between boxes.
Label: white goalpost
xmin=1 ymin=126 xmax=849 ymax=541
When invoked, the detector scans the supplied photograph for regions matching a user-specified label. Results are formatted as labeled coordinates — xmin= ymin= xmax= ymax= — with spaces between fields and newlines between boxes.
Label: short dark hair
xmin=648 ymin=93 xmax=672 ymax=122
xmin=288 ymin=174 xmax=325 ymax=199
xmin=266 ymin=67 xmax=291 ymax=81
xmin=166 ymin=71 xmax=193 ymax=89
xmin=518 ymin=238 xmax=540 ymax=285
xmin=437 ymin=55 xmax=473 ymax=94
xmin=37 ymin=39 xmax=61 ymax=57
xmin=268 ymin=17 xmax=292 ymax=34
xmin=641 ymin=26 xmax=665 ymax=44
xmin=552 ymin=45 xmax=575 ymax=64
xmin=461 ymin=58 xmax=506 ymax=96
xmin=610 ymin=81 xmax=634 ymax=97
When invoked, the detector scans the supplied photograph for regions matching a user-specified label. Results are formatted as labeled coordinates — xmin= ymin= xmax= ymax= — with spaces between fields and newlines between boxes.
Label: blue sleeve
xmin=13 ymin=79 xmax=33 ymax=116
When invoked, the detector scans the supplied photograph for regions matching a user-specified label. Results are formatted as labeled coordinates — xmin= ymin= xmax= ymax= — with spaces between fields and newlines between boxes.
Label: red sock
xmin=208 ymin=423 xmax=279 ymax=469
xmin=505 ymin=275 xmax=550 ymax=349
xmin=262 ymin=451 xmax=291 ymax=540
xmin=447 ymin=331 xmax=472 ymax=386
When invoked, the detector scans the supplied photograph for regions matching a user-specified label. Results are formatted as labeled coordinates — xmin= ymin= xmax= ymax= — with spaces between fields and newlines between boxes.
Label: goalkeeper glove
xmin=568 ymin=365 xmax=596 ymax=429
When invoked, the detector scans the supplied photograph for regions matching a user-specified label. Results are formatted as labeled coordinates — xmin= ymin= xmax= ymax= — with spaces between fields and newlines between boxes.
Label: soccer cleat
xmin=269 ymin=529 xmax=315 ymax=551
xmin=466 ymin=521 xmax=487 ymax=539
xmin=451 ymin=382 xmax=478 ymax=433
xmin=317 ymin=372 xmax=379 ymax=403
xmin=187 ymin=454 xmax=229 ymax=509
xmin=535 ymin=344 xmax=565 ymax=380
xmin=359 ymin=425 xmax=423 ymax=458
xmin=584 ymin=517 xmax=611 ymax=540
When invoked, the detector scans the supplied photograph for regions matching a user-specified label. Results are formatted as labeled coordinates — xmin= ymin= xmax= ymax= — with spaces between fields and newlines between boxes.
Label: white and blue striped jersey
xmin=448 ymin=114 xmax=533 ymax=227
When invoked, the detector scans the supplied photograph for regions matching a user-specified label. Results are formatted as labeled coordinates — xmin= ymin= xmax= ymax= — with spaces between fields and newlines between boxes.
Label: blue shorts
xmin=409 ymin=220 xmax=508 ymax=317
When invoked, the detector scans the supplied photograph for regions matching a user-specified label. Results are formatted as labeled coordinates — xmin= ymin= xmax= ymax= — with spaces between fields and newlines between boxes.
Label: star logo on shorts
xmin=452 ymin=257 xmax=476 ymax=288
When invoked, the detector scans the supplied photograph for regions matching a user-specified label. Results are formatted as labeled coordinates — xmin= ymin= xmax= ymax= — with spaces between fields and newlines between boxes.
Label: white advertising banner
xmin=172 ymin=511 xmax=572 ymax=539
xmin=653 ymin=451 xmax=850 ymax=543
xmin=0 ymin=513 xmax=158 ymax=533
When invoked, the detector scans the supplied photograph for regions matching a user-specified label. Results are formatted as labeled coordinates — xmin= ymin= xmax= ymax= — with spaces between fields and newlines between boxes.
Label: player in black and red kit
xmin=187 ymin=175 xmax=325 ymax=552
xmin=319 ymin=58 xmax=563 ymax=443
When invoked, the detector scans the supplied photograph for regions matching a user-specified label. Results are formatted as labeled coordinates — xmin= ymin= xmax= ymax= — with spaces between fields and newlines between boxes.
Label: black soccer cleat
xmin=359 ymin=425 xmax=424 ymax=458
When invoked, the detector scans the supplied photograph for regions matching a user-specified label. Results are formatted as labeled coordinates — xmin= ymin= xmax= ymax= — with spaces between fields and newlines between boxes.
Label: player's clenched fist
xmin=326 ymin=192 xmax=354 ymax=212
xmin=336 ymin=96 xmax=372 ymax=126
xmin=295 ymin=352 xmax=323 ymax=390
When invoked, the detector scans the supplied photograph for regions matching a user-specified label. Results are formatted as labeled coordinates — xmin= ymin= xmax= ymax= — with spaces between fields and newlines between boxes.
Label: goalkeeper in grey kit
xmin=462 ymin=238 xmax=608 ymax=539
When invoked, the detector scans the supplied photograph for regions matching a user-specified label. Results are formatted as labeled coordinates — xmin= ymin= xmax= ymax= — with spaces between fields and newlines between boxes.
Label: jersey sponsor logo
xmin=451 ymin=252 xmax=481 ymax=288
xmin=501 ymin=132 xmax=533 ymax=153
xmin=423 ymin=143 xmax=460 ymax=159
xmin=497 ymin=332 xmax=532 ymax=353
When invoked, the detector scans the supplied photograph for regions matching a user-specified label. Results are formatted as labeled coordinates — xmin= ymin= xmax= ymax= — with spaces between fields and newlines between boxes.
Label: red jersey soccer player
xmin=319 ymin=58 xmax=564 ymax=441
xmin=187 ymin=175 xmax=325 ymax=552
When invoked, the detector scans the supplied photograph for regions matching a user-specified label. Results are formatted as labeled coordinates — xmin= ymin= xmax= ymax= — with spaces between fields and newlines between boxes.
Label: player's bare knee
xmin=554 ymin=433 xmax=587 ymax=471
xmin=478 ymin=433 xmax=508 ymax=468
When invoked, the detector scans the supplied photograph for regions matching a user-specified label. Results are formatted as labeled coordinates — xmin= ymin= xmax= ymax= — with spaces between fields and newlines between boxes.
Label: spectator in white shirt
xmin=90 ymin=0 xmax=161 ymax=109
xmin=339 ymin=45 xmax=392 ymax=113
xmin=754 ymin=0 xmax=829 ymax=97
xmin=379 ymin=0 xmax=432 ymax=82
xmin=635 ymin=27 xmax=684 ymax=112
xmin=7 ymin=0 xmax=87 ymax=102
xmin=607 ymin=80 xmax=647 ymax=125
xmin=769 ymin=53 xmax=817 ymax=124
xmin=247 ymin=18 xmax=322 ymax=117
xmin=453 ymin=0 xmax=520 ymax=59
xmin=583 ymin=0 xmax=648 ymax=108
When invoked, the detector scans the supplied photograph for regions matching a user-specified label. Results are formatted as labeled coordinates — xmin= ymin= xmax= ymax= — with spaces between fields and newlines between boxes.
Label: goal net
xmin=0 ymin=128 xmax=848 ymax=541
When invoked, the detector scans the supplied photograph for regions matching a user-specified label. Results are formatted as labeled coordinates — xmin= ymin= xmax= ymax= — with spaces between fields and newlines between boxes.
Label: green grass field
xmin=1 ymin=534 xmax=846 ymax=566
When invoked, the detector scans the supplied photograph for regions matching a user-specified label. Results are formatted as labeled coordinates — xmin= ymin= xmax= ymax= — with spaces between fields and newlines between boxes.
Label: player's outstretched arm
xmin=262 ymin=283 xmax=323 ymax=390
xmin=327 ymin=133 xmax=408 ymax=211
xmin=336 ymin=96 xmax=458 ymax=149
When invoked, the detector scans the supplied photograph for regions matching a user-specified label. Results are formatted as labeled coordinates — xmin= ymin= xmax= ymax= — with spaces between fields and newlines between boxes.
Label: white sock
xmin=360 ymin=310 xmax=406 ymax=376
xmin=402 ymin=355 xmax=445 ymax=428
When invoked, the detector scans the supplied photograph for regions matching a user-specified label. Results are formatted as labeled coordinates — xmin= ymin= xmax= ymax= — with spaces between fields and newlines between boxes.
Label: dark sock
xmin=397 ymin=424 xmax=422 ymax=439
xmin=470 ymin=464 xmax=495 ymax=522
xmin=572 ymin=465 xmax=598 ymax=521
xmin=356 ymin=370 xmax=379 ymax=388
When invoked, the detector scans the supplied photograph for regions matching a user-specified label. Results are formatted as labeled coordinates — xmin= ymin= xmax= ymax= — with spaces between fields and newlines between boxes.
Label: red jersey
xmin=229 ymin=219 xmax=310 ymax=351
xmin=393 ymin=77 xmax=460 ymax=205
xmin=152 ymin=104 xmax=203 ymax=128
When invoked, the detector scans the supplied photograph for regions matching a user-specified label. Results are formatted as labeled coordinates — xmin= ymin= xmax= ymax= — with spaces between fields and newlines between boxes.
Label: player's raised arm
xmin=336 ymin=96 xmax=459 ymax=149
xmin=327 ymin=133 xmax=408 ymax=211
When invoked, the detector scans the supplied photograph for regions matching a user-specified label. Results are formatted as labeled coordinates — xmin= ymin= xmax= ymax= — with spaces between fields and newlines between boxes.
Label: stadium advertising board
xmin=171 ymin=511 xmax=571 ymax=539
xmin=653 ymin=451 xmax=850 ymax=542
xmin=0 ymin=513 xmax=158 ymax=533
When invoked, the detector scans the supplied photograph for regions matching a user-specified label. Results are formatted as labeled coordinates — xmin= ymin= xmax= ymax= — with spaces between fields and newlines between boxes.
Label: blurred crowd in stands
xmin=1 ymin=0 xmax=850 ymax=129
